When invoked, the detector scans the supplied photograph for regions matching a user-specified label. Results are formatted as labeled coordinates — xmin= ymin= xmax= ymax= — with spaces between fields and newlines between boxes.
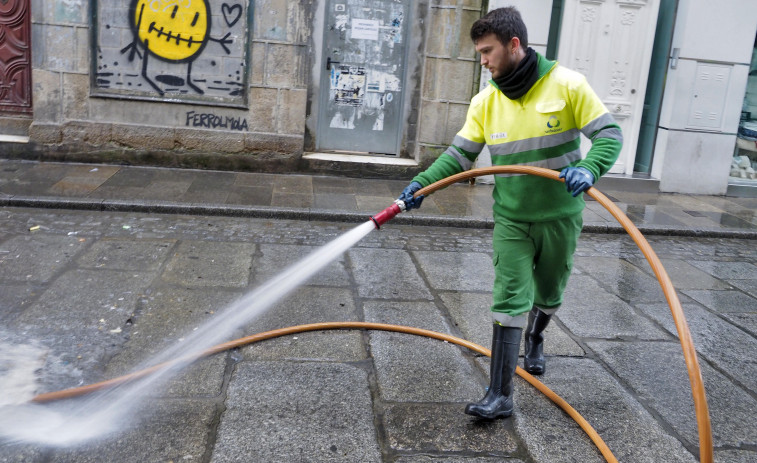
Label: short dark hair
xmin=470 ymin=7 xmax=529 ymax=50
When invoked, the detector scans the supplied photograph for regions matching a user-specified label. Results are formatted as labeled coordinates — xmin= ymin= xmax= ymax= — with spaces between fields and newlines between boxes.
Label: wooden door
xmin=0 ymin=0 xmax=33 ymax=115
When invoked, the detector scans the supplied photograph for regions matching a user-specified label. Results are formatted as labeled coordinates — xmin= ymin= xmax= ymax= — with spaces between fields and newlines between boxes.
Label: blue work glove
xmin=559 ymin=167 xmax=594 ymax=197
xmin=398 ymin=181 xmax=424 ymax=211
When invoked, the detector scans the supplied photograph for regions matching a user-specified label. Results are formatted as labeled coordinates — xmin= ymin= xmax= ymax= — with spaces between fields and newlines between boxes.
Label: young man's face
xmin=475 ymin=33 xmax=518 ymax=79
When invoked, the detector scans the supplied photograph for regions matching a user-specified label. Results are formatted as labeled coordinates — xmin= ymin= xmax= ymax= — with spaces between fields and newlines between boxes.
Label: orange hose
xmin=32 ymin=321 xmax=618 ymax=463
xmin=416 ymin=166 xmax=714 ymax=463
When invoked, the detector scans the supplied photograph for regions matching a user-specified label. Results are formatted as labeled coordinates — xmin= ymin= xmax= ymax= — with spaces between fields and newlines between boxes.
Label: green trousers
xmin=490 ymin=212 xmax=582 ymax=327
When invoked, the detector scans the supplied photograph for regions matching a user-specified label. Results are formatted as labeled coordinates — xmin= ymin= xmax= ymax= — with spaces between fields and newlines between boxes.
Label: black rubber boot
xmin=523 ymin=307 xmax=553 ymax=375
xmin=465 ymin=324 xmax=522 ymax=419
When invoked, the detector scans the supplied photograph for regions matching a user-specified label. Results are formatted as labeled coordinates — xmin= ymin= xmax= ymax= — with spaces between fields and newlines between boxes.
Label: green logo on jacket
xmin=547 ymin=115 xmax=561 ymax=129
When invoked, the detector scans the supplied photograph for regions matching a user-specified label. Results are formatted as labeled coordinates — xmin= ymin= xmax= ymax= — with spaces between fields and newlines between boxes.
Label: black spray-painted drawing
xmin=94 ymin=0 xmax=249 ymax=105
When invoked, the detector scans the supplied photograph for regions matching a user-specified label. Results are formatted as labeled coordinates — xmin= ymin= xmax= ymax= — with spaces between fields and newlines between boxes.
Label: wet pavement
xmin=0 ymin=159 xmax=756 ymax=462
xmin=1 ymin=158 xmax=757 ymax=238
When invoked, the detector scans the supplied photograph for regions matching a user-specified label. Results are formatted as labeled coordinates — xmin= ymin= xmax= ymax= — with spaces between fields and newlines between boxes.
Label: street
xmin=1 ymin=206 xmax=756 ymax=462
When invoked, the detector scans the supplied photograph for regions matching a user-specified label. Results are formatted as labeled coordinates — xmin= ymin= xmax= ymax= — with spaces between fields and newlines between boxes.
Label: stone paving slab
xmin=213 ymin=361 xmax=382 ymax=462
xmin=349 ymin=247 xmax=434 ymax=300
xmin=243 ymin=286 xmax=360 ymax=332
xmin=383 ymin=403 xmax=519 ymax=456
xmin=439 ymin=291 xmax=585 ymax=358
xmin=589 ymin=340 xmax=757 ymax=449
xmin=688 ymin=260 xmax=757 ymax=280
xmin=75 ymin=237 xmax=175 ymax=273
xmin=10 ymin=268 xmax=156 ymax=390
xmin=639 ymin=302 xmax=757 ymax=395
xmin=560 ymin=274 xmax=670 ymax=339
xmin=241 ymin=330 xmax=367 ymax=362
xmin=370 ymin=331 xmax=482 ymax=403
xmin=574 ymin=255 xmax=666 ymax=303
xmin=714 ymin=449 xmax=757 ymax=463
xmin=254 ymin=243 xmax=351 ymax=286
xmin=49 ymin=399 xmax=218 ymax=463
xmin=682 ymin=288 xmax=757 ymax=314
xmin=395 ymin=456 xmax=523 ymax=463
xmin=515 ymin=358 xmax=698 ymax=463
xmin=161 ymin=240 xmax=256 ymax=288
xmin=0 ymin=398 xmax=220 ymax=463
xmin=0 ymin=234 xmax=88 ymax=283
xmin=363 ymin=300 xmax=449 ymax=332
xmin=632 ymin=257 xmax=733 ymax=290
xmin=104 ymin=287 xmax=242 ymax=397
xmin=439 ymin=291 xmax=496 ymax=349
xmin=413 ymin=250 xmax=495 ymax=292
xmin=720 ymin=311 xmax=757 ymax=337
xmin=726 ymin=279 xmax=757 ymax=299
xmin=0 ymin=283 xmax=36 ymax=324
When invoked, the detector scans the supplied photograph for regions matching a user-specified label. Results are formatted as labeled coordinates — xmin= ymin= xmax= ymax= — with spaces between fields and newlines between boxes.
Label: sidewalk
xmin=1 ymin=158 xmax=756 ymax=238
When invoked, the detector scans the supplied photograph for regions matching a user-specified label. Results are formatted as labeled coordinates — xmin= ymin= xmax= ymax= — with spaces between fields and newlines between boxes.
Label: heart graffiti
xmin=222 ymin=3 xmax=242 ymax=27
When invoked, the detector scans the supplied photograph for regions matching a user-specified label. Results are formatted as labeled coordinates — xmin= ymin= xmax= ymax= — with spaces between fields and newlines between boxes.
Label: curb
xmin=3 ymin=195 xmax=756 ymax=240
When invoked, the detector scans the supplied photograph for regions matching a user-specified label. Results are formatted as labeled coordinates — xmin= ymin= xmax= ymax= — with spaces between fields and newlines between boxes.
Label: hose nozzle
xmin=370 ymin=200 xmax=406 ymax=229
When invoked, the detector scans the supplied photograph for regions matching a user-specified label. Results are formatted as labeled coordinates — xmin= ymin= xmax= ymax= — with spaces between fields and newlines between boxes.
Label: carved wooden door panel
xmin=0 ymin=0 xmax=32 ymax=114
xmin=558 ymin=0 xmax=660 ymax=174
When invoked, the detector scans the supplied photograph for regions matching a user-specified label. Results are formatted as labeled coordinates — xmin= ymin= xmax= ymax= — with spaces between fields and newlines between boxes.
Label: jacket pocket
xmin=536 ymin=99 xmax=566 ymax=113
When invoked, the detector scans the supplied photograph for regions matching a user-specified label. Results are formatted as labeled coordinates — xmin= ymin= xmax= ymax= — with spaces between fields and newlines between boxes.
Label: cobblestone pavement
xmin=1 ymin=207 xmax=756 ymax=462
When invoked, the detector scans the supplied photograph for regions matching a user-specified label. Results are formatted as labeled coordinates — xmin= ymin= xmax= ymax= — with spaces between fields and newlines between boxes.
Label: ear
xmin=510 ymin=37 xmax=521 ymax=53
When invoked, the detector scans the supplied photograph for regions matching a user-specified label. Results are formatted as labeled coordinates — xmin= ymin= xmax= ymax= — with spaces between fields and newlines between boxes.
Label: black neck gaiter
xmin=493 ymin=47 xmax=539 ymax=100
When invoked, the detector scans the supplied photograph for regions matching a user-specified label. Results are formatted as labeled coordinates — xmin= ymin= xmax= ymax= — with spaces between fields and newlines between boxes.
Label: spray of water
xmin=0 ymin=340 xmax=47 ymax=407
xmin=0 ymin=220 xmax=377 ymax=447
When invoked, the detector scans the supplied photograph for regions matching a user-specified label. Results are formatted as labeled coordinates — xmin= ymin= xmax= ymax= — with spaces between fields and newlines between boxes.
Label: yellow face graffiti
xmin=133 ymin=0 xmax=211 ymax=62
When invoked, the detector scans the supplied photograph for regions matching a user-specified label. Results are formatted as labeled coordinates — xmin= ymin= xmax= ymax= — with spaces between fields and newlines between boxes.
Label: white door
xmin=558 ymin=0 xmax=660 ymax=175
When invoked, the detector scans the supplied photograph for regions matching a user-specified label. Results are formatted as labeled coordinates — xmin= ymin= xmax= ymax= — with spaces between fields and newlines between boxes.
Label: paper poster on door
xmin=365 ymin=71 xmax=401 ymax=94
xmin=331 ymin=65 xmax=366 ymax=107
xmin=351 ymin=19 xmax=379 ymax=40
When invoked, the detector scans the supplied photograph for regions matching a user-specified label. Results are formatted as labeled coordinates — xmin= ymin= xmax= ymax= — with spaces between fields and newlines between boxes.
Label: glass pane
xmin=733 ymin=33 xmax=757 ymax=185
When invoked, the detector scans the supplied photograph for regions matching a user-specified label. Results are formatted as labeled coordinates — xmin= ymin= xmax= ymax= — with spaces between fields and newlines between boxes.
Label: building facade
xmin=0 ymin=0 xmax=756 ymax=195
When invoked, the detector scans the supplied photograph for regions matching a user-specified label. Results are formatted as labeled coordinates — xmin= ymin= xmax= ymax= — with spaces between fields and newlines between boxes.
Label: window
xmin=733 ymin=33 xmax=757 ymax=185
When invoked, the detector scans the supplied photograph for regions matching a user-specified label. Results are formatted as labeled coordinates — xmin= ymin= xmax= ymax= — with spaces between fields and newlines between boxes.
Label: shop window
xmin=734 ymin=33 xmax=757 ymax=183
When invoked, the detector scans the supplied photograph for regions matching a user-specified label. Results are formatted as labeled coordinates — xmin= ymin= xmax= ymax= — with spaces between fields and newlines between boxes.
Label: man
xmin=398 ymin=7 xmax=622 ymax=420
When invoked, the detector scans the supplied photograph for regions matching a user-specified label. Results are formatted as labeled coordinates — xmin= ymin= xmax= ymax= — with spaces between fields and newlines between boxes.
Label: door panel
xmin=558 ymin=0 xmax=660 ymax=174
xmin=317 ymin=0 xmax=409 ymax=155
xmin=0 ymin=0 xmax=32 ymax=114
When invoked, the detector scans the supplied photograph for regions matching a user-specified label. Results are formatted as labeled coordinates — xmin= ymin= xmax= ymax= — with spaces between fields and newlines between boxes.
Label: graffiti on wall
xmin=93 ymin=0 xmax=249 ymax=106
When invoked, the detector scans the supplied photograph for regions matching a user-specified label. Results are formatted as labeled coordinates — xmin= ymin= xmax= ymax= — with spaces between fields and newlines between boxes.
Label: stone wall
xmin=0 ymin=0 xmax=310 ymax=171
xmin=1 ymin=0 xmax=484 ymax=176
xmin=416 ymin=0 xmax=482 ymax=169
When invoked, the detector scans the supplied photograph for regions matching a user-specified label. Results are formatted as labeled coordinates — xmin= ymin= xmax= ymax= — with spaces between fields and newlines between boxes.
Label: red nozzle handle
xmin=371 ymin=202 xmax=403 ymax=229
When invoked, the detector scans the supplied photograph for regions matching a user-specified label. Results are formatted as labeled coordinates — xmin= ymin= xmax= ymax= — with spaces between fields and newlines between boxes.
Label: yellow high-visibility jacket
xmin=414 ymin=53 xmax=622 ymax=222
